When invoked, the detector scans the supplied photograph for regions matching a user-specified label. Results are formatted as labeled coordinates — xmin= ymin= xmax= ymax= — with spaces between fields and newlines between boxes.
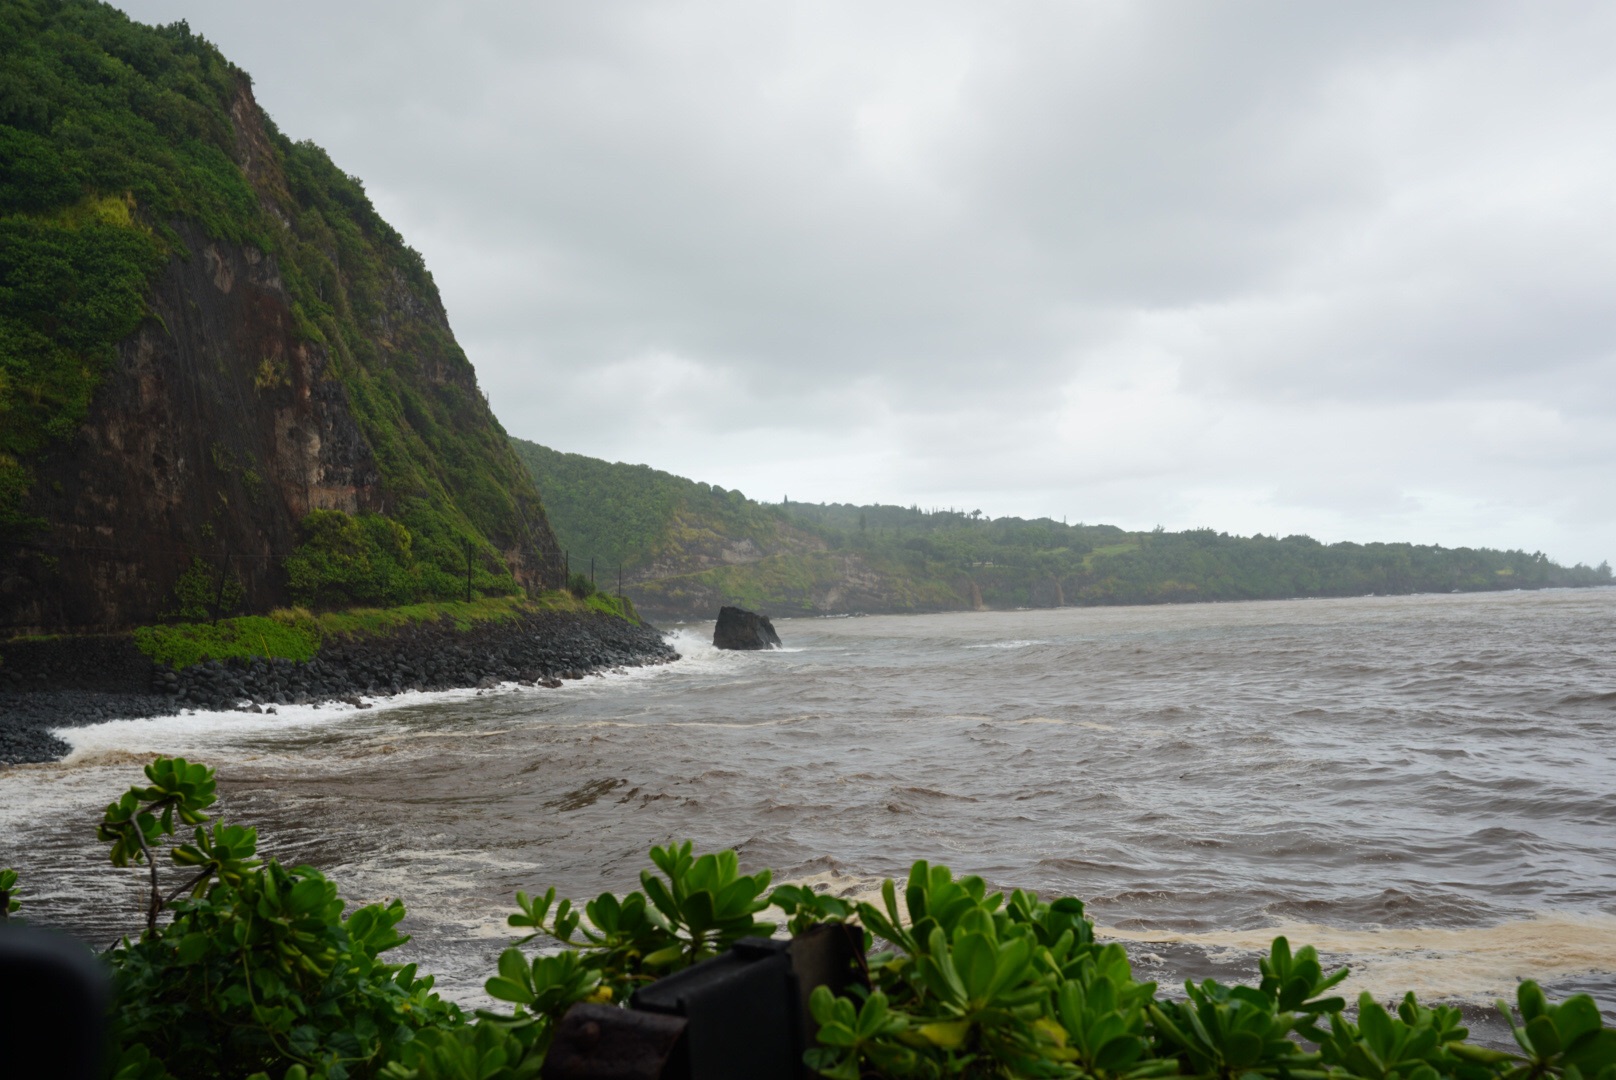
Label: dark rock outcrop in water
xmin=0 ymin=611 xmax=677 ymax=766
xmin=712 ymin=606 xmax=781 ymax=650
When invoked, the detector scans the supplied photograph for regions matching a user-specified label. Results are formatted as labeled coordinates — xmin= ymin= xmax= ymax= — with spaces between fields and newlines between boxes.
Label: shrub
xmin=284 ymin=509 xmax=520 ymax=609
xmin=131 ymin=613 xmax=322 ymax=668
xmin=93 ymin=757 xmax=460 ymax=1080
xmin=162 ymin=556 xmax=246 ymax=622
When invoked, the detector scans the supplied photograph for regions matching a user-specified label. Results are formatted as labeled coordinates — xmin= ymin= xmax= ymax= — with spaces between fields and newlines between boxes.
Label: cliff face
xmin=4 ymin=221 xmax=383 ymax=629
xmin=0 ymin=7 xmax=562 ymax=631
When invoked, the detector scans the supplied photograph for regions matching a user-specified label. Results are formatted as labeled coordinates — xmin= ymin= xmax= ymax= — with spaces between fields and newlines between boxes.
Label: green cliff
xmin=512 ymin=438 xmax=1612 ymax=619
xmin=1 ymin=0 xmax=562 ymax=630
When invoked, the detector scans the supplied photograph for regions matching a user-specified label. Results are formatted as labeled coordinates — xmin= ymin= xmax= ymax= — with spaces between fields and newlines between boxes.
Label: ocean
xmin=3 ymin=587 xmax=1613 ymax=1028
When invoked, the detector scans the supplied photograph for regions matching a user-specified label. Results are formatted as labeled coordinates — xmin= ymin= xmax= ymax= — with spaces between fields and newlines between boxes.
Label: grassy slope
xmin=515 ymin=438 xmax=1613 ymax=616
xmin=1 ymin=0 xmax=550 ymax=593
xmin=128 ymin=591 xmax=637 ymax=669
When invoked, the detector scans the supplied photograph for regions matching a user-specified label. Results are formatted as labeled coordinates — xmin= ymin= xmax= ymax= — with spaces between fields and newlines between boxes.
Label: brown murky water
xmin=4 ymin=588 xmax=1614 ymax=1024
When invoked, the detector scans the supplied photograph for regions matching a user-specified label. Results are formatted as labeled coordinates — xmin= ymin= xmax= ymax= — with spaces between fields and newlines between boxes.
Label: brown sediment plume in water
xmin=1099 ymin=912 xmax=1616 ymax=1003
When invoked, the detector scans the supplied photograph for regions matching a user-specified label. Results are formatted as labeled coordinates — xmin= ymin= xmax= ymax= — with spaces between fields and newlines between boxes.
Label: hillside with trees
xmin=1 ymin=0 xmax=561 ymax=631
xmin=514 ymin=439 xmax=1612 ymax=619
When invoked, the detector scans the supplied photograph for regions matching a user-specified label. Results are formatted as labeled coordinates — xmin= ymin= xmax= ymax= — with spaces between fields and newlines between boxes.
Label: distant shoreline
xmin=641 ymin=580 xmax=1616 ymax=624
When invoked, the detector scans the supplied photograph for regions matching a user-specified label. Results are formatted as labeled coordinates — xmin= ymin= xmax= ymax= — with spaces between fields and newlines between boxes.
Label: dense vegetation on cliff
xmin=514 ymin=438 xmax=1612 ymax=617
xmin=1 ymin=0 xmax=558 ymax=627
xmin=511 ymin=440 xmax=783 ymax=572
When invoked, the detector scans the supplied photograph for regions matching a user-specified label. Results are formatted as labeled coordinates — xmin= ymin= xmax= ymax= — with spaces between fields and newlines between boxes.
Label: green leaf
xmin=918 ymin=1019 xmax=970 ymax=1049
xmin=483 ymin=976 xmax=532 ymax=1005
xmin=955 ymin=932 xmax=997 ymax=1001
xmin=683 ymin=890 xmax=716 ymax=934
xmin=1519 ymin=981 xmax=1549 ymax=1022
xmin=1225 ymin=1029 xmax=1264 ymax=1069
xmin=643 ymin=943 xmax=686 ymax=967
xmin=1556 ymin=996 xmax=1605 ymax=1047
xmin=1528 ymin=1015 xmax=1563 ymax=1058
xmin=176 ymin=933 xmax=210 ymax=964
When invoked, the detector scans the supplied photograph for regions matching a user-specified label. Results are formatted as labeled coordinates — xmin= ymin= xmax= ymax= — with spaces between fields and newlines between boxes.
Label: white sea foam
xmin=963 ymin=639 xmax=1048 ymax=649
xmin=43 ymin=636 xmax=723 ymax=764
xmin=660 ymin=626 xmax=805 ymax=659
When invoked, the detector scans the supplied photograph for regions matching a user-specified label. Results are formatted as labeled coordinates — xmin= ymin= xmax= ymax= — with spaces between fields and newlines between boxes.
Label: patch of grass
xmin=1082 ymin=541 xmax=1140 ymax=568
xmin=308 ymin=594 xmax=530 ymax=637
xmin=133 ymin=615 xmax=322 ymax=669
xmin=585 ymin=592 xmax=641 ymax=624
xmin=128 ymin=592 xmax=631 ymax=669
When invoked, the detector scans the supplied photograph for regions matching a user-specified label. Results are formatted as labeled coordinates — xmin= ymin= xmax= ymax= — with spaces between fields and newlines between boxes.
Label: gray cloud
xmin=117 ymin=0 xmax=1616 ymax=564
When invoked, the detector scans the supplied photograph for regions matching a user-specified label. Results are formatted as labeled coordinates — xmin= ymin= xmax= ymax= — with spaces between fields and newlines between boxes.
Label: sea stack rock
xmin=713 ymin=606 xmax=782 ymax=650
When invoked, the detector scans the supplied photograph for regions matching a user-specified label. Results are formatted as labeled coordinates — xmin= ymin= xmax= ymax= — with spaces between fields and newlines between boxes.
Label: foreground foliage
xmin=90 ymin=757 xmax=457 ymax=1079
xmin=18 ymin=757 xmax=1612 ymax=1079
xmin=0 ymin=866 xmax=18 ymax=918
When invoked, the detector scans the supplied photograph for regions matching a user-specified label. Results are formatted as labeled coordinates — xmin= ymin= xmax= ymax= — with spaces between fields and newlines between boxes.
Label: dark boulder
xmin=713 ymin=606 xmax=781 ymax=650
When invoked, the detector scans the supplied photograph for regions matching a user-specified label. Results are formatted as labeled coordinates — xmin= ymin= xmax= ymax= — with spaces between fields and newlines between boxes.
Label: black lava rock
xmin=712 ymin=606 xmax=781 ymax=651
xmin=0 ymin=611 xmax=679 ymax=766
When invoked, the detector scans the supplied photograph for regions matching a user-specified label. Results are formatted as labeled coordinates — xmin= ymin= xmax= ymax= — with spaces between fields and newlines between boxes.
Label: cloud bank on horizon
xmin=118 ymin=0 xmax=1616 ymax=565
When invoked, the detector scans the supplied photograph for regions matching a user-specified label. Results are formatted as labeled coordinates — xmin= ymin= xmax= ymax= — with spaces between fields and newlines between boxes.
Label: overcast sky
xmin=118 ymin=1 xmax=1615 ymax=564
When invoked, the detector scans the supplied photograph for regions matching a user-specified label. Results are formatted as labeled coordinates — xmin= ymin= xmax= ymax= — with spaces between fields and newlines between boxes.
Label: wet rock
xmin=712 ymin=606 xmax=781 ymax=650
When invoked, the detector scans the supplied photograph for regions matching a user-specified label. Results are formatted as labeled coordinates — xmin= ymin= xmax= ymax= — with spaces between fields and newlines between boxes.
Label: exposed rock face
xmin=0 ymin=80 xmax=562 ymax=632
xmin=712 ymin=605 xmax=781 ymax=650
xmin=1 ymin=222 xmax=382 ymax=631
xmin=1028 ymin=576 xmax=1065 ymax=608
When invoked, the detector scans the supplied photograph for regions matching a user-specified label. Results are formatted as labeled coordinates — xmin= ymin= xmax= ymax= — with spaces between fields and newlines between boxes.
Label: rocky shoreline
xmin=0 ymin=610 xmax=679 ymax=766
